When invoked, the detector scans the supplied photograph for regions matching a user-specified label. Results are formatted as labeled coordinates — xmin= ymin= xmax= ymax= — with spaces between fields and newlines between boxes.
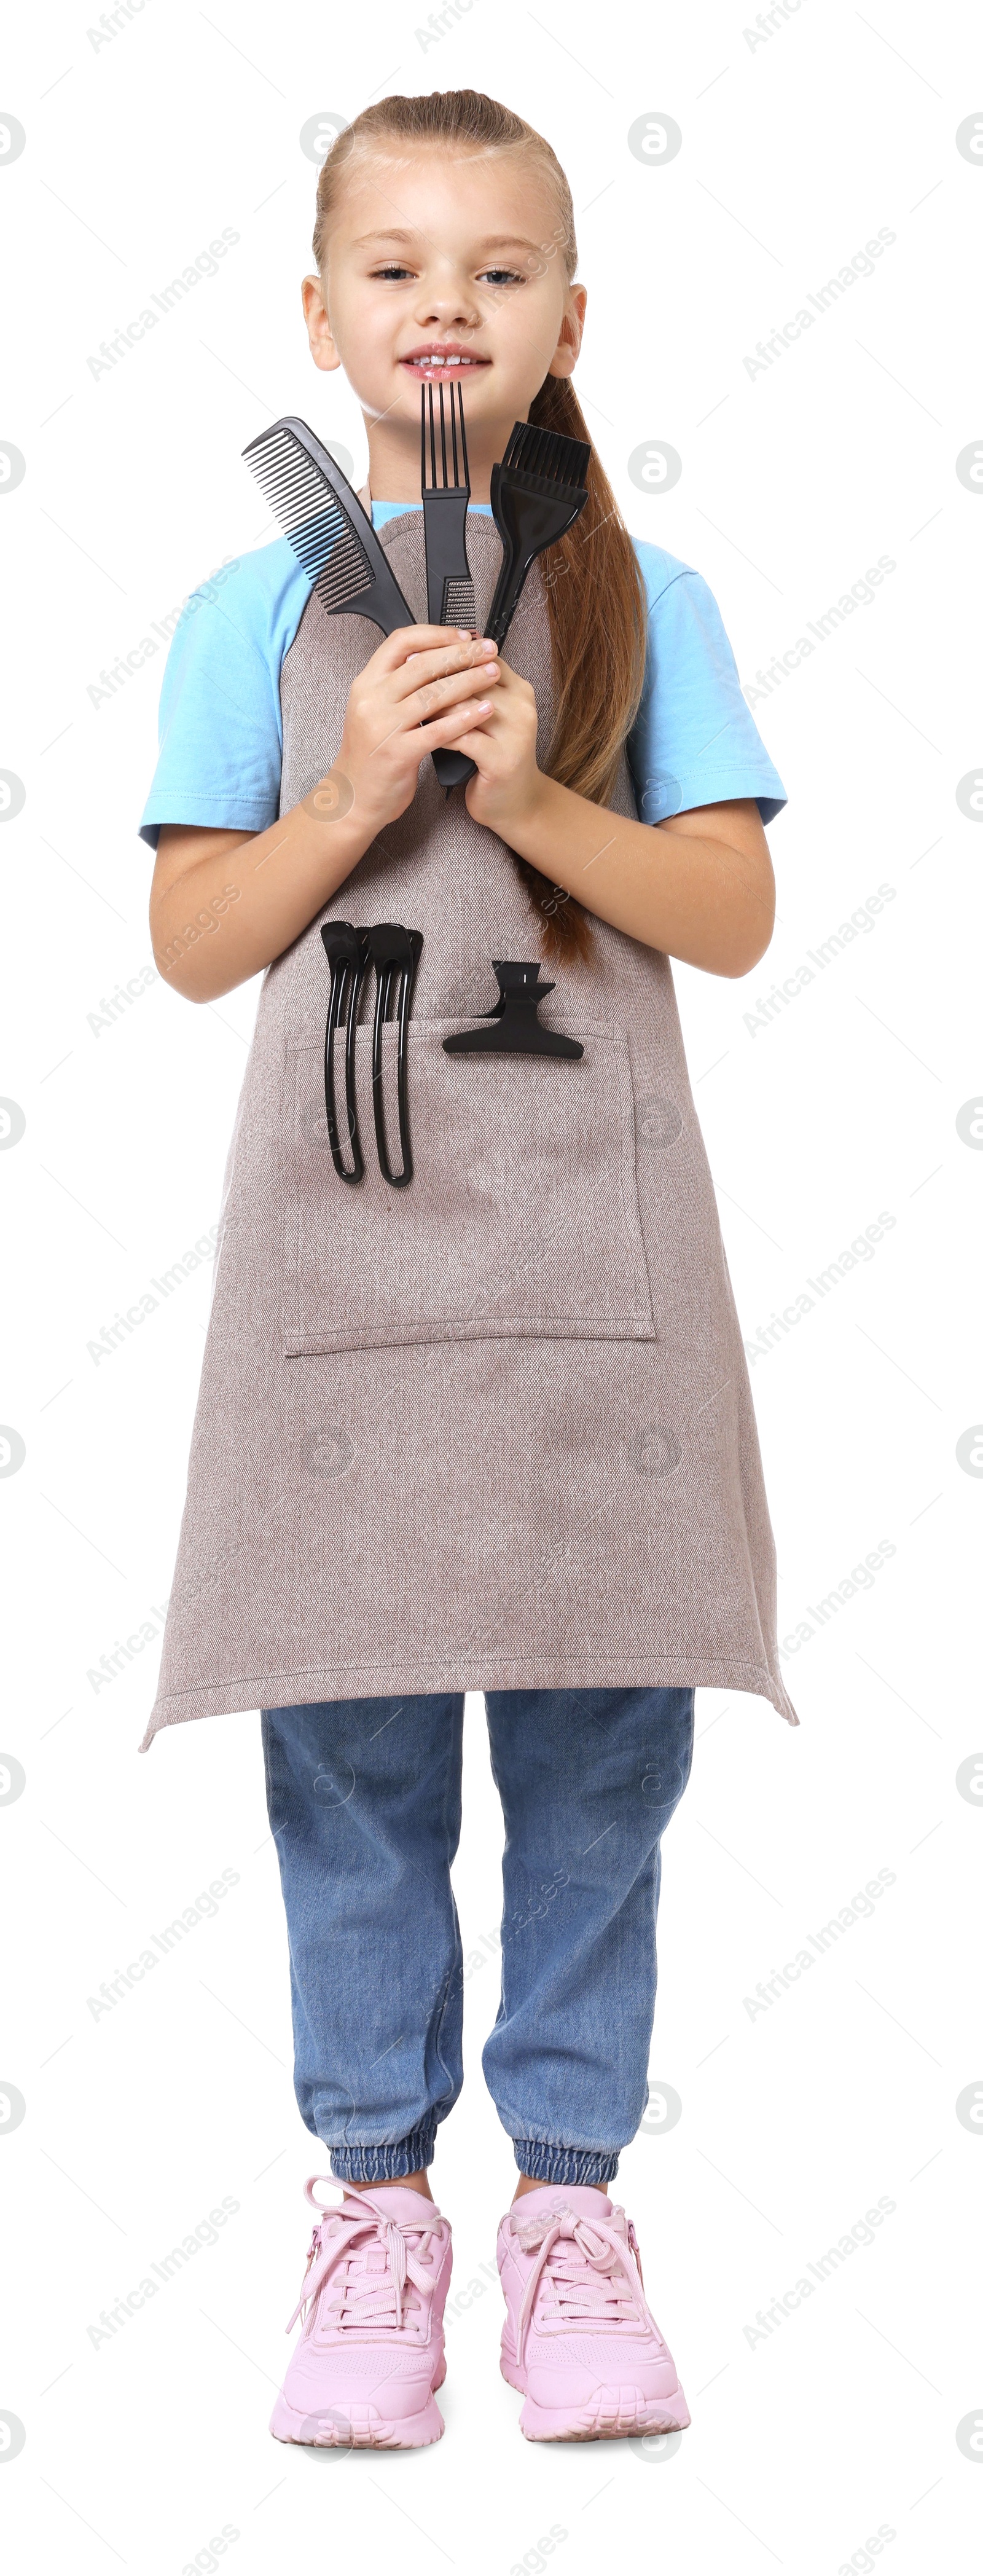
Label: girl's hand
xmin=456 ymin=661 xmax=547 ymax=840
xmin=336 ymin=626 xmax=501 ymax=835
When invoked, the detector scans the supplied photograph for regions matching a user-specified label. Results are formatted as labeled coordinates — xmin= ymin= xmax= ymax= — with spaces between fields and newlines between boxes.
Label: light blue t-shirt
xmin=139 ymin=502 xmax=786 ymax=849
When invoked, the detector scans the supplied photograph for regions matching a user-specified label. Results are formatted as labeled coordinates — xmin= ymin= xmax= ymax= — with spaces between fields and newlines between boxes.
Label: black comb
xmin=242 ymin=415 xmax=413 ymax=636
xmin=421 ymin=380 xmax=477 ymax=793
xmin=421 ymin=379 xmax=476 ymax=630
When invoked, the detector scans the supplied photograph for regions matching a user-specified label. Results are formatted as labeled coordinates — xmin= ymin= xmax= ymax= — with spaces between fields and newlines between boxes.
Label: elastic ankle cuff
xmin=328 ymin=2127 xmax=437 ymax=2182
xmin=513 ymin=2139 xmax=621 ymax=2187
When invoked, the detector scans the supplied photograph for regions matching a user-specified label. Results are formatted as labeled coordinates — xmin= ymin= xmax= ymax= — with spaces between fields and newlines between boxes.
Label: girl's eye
xmin=369 ymin=261 xmax=524 ymax=286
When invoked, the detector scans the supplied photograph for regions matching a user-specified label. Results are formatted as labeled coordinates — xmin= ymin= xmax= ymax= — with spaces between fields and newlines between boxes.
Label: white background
xmin=1 ymin=2 xmax=979 ymax=2569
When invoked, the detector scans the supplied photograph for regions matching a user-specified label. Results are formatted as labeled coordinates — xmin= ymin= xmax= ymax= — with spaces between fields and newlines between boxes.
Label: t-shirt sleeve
xmin=138 ymin=540 xmax=310 ymax=851
xmin=627 ymin=543 xmax=787 ymax=828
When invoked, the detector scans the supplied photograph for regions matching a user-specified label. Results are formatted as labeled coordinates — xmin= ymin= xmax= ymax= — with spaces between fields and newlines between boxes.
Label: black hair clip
xmin=366 ymin=922 xmax=424 ymax=1187
xmin=320 ymin=919 xmax=425 ymax=1185
xmin=320 ymin=921 xmax=371 ymax=1181
xmin=443 ymin=960 xmax=583 ymax=1059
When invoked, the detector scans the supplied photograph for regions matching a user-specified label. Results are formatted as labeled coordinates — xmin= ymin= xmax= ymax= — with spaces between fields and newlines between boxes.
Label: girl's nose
xmin=414 ymin=289 xmax=480 ymax=332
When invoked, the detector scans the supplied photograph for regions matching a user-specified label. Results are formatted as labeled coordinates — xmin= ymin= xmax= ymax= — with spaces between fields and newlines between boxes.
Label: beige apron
xmin=139 ymin=511 xmax=796 ymax=1749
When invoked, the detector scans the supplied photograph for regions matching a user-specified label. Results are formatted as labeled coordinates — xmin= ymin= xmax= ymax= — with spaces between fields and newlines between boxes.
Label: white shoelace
xmin=513 ymin=2204 xmax=648 ymax=2365
xmin=286 ymin=2188 xmax=442 ymax=2338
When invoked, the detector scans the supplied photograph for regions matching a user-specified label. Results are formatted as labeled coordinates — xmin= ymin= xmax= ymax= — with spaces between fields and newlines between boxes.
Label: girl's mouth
xmin=398 ymin=347 xmax=491 ymax=381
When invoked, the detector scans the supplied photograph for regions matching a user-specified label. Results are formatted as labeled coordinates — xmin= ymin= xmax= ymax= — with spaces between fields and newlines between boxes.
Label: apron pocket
xmin=282 ymin=1019 xmax=656 ymax=1354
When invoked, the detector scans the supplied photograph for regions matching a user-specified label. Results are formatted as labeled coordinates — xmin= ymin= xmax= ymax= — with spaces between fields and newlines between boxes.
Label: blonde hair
xmin=313 ymin=90 xmax=648 ymax=960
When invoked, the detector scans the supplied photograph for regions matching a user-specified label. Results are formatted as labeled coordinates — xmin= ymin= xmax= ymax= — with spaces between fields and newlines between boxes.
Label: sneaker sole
xmin=270 ymin=2360 xmax=446 ymax=2451
xmin=501 ymin=2355 xmax=691 ymax=2443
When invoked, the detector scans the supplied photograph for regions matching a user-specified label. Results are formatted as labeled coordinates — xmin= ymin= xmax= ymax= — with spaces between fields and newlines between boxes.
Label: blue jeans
xmin=261 ymin=1687 xmax=694 ymax=2188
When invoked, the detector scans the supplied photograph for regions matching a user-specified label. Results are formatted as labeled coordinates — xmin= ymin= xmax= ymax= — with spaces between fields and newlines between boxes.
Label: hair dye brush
xmin=444 ymin=418 xmax=591 ymax=788
xmin=485 ymin=420 xmax=590 ymax=648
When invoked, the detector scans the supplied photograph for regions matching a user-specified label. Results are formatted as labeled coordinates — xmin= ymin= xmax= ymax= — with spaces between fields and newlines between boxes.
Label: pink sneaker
xmin=270 ymin=2178 xmax=452 ymax=2449
xmin=496 ymin=2183 xmax=691 ymax=2443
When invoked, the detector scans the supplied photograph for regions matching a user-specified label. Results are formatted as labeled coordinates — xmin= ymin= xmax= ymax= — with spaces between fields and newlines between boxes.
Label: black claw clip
xmin=443 ymin=960 xmax=583 ymax=1059
xmin=321 ymin=921 xmax=371 ymax=1180
xmin=366 ymin=922 xmax=424 ymax=1187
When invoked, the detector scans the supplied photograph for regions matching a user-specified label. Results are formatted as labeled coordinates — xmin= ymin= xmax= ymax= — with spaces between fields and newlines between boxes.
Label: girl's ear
xmin=302 ymin=271 xmax=342 ymax=375
xmin=546 ymin=281 xmax=587 ymax=381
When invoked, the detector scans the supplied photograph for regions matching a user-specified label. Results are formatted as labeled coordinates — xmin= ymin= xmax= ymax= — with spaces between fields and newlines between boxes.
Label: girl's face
xmin=302 ymin=143 xmax=587 ymax=498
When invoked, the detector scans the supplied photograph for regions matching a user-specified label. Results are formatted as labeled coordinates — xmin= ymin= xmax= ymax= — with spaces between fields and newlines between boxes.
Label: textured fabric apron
xmin=139 ymin=511 xmax=797 ymax=1749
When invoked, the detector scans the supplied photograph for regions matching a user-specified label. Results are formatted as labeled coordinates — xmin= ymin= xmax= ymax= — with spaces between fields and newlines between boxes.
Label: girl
xmin=139 ymin=88 xmax=795 ymax=2449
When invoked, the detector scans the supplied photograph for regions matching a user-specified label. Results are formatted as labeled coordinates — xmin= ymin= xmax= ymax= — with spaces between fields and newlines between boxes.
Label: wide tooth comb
xmin=421 ymin=379 xmax=476 ymax=630
xmin=420 ymin=380 xmax=477 ymax=790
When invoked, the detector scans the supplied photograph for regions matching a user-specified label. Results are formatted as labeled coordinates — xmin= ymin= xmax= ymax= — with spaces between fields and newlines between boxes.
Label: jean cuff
xmin=513 ymin=2138 xmax=621 ymax=2187
xmin=327 ymin=2126 xmax=437 ymax=2182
